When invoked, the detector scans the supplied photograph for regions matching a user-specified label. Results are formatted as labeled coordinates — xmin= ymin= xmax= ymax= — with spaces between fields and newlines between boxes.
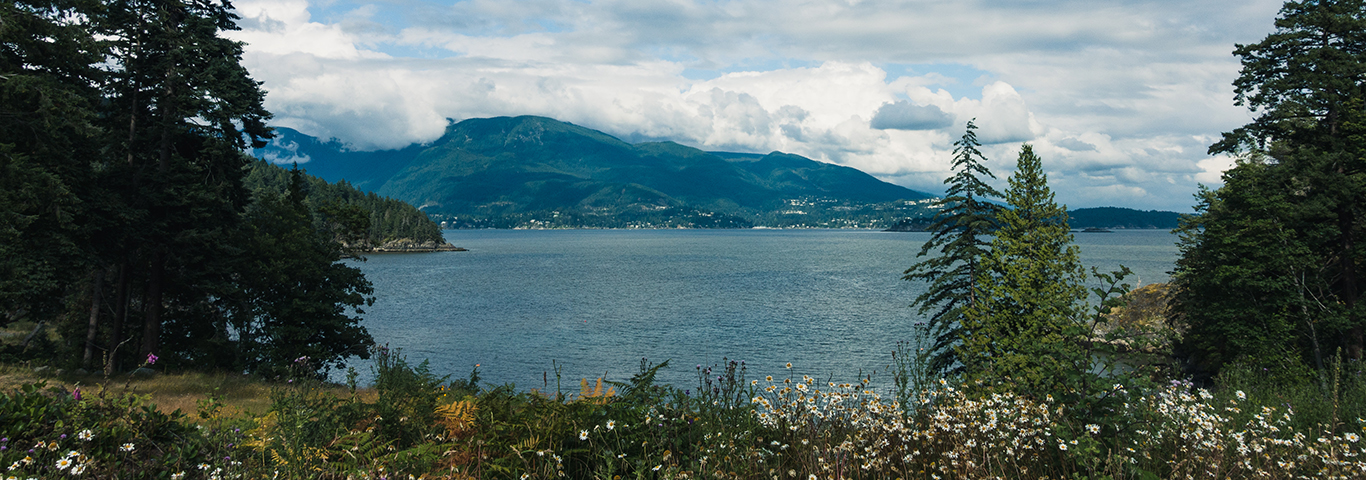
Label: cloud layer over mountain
xmin=227 ymin=0 xmax=1280 ymax=211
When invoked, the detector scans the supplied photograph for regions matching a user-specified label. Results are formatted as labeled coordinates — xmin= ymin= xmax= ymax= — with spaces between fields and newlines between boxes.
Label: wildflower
xmin=1058 ymin=443 xmax=1068 ymax=451
xmin=172 ymin=473 xmax=185 ymax=480
xmin=72 ymin=388 xmax=80 ymax=401
xmin=579 ymin=430 xmax=589 ymax=441
xmin=606 ymin=420 xmax=616 ymax=431
xmin=766 ymin=375 xmax=773 ymax=382
xmin=77 ymin=430 xmax=93 ymax=441
xmin=70 ymin=464 xmax=86 ymax=475
xmin=808 ymin=475 xmax=817 ymax=480
xmin=1086 ymin=424 xmax=1100 ymax=434
xmin=1347 ymin=433 xmax=1360 ymax=443
xmin=652 ymin=465 xmax=661 ymax=471
xmin=1236 ymin=390 xmax=1246 ymax=401
xmin=56 ymin=458 xmax=73 ymax=470
xmin=146 ymin=353 xmax=158 ymax=365
xmin=521 ymin=474 xmax=530 ymax=480
xmin=198 ymin=463 xmax=210 ymax=470
xmin=785 ymin=362 xmax=792 ymax=369
xmin=121 ymin=443 xmax=135 ymax=452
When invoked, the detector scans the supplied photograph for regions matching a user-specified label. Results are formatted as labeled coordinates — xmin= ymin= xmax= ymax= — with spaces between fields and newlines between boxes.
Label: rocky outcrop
xmin=368 ymin=238 xmax=466 ymax=253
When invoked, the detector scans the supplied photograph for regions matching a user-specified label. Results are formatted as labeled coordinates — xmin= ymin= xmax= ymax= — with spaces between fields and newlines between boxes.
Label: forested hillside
xmin=244 ymin=161 xmax=447 ymax=249
xmin=256 ymin=118 xmax=934 ymax=228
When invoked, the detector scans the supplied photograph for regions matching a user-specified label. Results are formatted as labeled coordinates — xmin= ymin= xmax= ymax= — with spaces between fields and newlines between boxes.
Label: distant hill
xmin=1068 ymin=207 xmax=1181 ymax=229
xmin=254 ymin=116 xmax=935 ymax=228
xmin=244 ymin=161 xmax=457 ymax=251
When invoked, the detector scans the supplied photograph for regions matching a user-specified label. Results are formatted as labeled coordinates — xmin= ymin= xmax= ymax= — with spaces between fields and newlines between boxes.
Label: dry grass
xmin=0 ymin=364 xmax=374 ymax=419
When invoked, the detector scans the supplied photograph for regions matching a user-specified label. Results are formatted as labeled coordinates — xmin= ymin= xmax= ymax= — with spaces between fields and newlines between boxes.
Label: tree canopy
xmin=903 ymin=120 xmax=1003 ymax=375
xmin=0 ymin=1 xmax=443 ymax=377
xmin=1174 ymin=0 xmax=1366 ymax=377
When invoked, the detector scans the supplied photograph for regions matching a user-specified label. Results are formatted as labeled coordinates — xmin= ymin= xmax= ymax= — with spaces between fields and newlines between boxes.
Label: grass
xmin=0 ymin=364 xmax=374 ymax=419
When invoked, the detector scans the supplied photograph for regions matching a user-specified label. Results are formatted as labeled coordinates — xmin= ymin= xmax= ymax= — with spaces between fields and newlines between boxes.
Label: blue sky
xmin=228 ymin=0 xmax=1283 ymax=211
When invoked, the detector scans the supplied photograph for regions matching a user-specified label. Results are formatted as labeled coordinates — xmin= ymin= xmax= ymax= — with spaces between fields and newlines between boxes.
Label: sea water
xmin=344 ymin=229 xmax=1179 ymax=391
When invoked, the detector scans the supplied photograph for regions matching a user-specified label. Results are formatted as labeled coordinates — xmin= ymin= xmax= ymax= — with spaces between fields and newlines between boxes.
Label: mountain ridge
xmin=256 ymin=115 xmax=936 ymax=228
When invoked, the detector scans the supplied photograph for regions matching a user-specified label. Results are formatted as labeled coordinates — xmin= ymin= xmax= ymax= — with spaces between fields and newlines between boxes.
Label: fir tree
xmin=903 ymin=120 xmax=1003 ymax=375
xmin=960 ymin=145 xmax=1088 ymax=396
xmin=1176 ymin=0 xmax=1366 ymax=373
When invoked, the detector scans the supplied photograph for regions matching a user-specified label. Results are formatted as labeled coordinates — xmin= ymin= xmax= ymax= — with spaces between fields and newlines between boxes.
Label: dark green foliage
xmin=0 ymin=1 xmax=103 ymax=325
xmin=961 ymin=145 xmax=1088 ymax=395
xmin=903 ymin=120 xmax=1003 ymax=375
xmin=0 ymin=382 xmax=236 ymax=478
xmin=1067 ymin=207 xmax=1181 ymax=229
xmin=0 ymin=1 xmax=392 ymax=377
xmin=957 ymin=145 xmax=1142 ymax=432
xmin=243 ymin=160 xmax=445 ymax=248
xmin=371 ymin=347 xmax=448 ymax=448
xmin=233 ymin=168 xmax=375 ymax=376
xmin=1174 ymin=0 xmax=1366 ymax=375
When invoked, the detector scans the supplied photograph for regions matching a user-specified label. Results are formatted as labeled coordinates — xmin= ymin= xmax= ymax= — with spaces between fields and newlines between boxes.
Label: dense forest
xmin=0 ymin=0 xmax=444 ymax=376
xmin=245 ymin=161 xmax=446 ymax=248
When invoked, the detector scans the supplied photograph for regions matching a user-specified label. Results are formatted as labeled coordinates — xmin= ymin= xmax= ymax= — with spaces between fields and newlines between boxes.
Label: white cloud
xmin=870 ymin=101 xmax=953 ymax=131
xmin=226 ymin=0 xmax=1286 ymax=211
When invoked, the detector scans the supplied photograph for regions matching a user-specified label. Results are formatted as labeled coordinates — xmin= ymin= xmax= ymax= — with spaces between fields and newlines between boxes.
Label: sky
xmin=226 ymin=0 xmax=1286 ymax=212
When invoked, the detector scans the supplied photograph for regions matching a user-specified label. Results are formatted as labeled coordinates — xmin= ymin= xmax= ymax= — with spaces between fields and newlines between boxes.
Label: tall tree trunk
xmin=107 ymin=261 xmax=129 ymax=375
xmin=82 ymin=268 xmax=105 ymax=368
xmin=141 ymin=250 xmax=164 ymax=358
xmin=1339 ymin=204 xmax=1362 ymax=360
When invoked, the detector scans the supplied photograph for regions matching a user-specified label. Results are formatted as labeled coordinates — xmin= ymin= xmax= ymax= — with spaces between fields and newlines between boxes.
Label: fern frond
xmin=577 ymin=377 xmax=616 ymax=404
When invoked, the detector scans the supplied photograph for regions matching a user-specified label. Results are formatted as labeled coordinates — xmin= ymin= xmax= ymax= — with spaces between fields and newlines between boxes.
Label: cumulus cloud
xmin=225 ymin=0 xmax=1286 ymax=211
xmin=870 ymin=101 xmax=953 ymax=131
xmin=1056 ymin=138 xmax=1097 ymax=152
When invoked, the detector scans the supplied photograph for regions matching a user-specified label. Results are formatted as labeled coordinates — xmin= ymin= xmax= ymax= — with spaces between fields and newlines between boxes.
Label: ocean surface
xmin=344 ymin=228 xmax=1179 ymax=391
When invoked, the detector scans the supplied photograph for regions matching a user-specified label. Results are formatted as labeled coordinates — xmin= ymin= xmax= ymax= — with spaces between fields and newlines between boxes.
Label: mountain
xmin=254 ymin=116 xmax=934 ymax=228
xmin=1068 ymin=207 xmax=1182 ymax=229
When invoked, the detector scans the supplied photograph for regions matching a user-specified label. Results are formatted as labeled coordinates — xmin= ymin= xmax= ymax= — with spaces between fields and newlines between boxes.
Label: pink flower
xmin=146 ymin=353 xmax=158 ymax=365
xmin=72 ymin=387 xmax=80 ymax=401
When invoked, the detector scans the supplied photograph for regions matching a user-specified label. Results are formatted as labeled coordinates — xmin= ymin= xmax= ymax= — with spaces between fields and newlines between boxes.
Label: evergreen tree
xmin=0 ymin=0 xmax=105 ymax=326
xmin=959 ymin=145 xmax=1089 ymax=396
xmin=1175 ymin=0 xmax=1366 ymax=373
xmin=903 ymin=120 xmax=1003 ymax=375
xmin=95 ymin=0 xmax=272 ymax=365
xmin=235 ymin=168 xmax=375 ymax=376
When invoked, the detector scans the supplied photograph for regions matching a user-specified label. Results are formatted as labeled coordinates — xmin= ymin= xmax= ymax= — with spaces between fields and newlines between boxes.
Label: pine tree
xmin=96 ymin=0 xmax=272 ymax=364
xmin=903 ymin=120 xmax=1003 ymax=375
xmin=960 ymin=145 xmax=1088 ymax=396
xmin=236 ymin=167 xmax=375 ymax=376
xmin=1175 ymin=0 xmax=1366 ymax=373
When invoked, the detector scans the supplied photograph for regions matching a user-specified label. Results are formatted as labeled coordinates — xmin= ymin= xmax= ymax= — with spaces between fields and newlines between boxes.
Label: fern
xmin=436 ymin=399 xmax=478 ymax=435
xmin=577 ymin=377 xmax=616 ymax=404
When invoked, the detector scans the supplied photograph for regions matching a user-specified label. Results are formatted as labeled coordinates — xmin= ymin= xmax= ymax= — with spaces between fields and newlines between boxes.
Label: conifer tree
xmin=903 ymin=120 xmax=1003 ymax=374
xmin=1175 ymin=0 xmax=1366 ymax=374
xmin=960 ymin=145 xmax=1088 ymax=396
